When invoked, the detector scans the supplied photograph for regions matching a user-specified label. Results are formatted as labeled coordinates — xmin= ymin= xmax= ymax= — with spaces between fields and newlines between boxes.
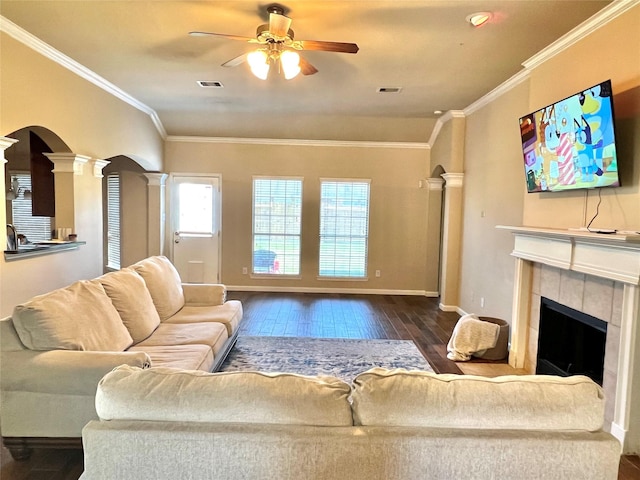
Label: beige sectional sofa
xmin=0 ymin=256 xmax=242 ymax=460
xmin=81 ymin=366 xmax=621 ymax=480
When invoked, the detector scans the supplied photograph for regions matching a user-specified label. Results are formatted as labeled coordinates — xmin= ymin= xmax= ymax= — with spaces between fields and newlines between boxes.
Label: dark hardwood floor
xmin=2 ymin=292 xmax=638 ymax=479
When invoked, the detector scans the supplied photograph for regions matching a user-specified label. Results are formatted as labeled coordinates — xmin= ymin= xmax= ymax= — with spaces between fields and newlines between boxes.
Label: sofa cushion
xmin=98 ymin=268 xmax=161 ymax=343
xmin=127 ymin=344 xmax=215 ymax=371
xmin=12 ymin=280 xmax=133 ymax=352
xmin=96 ymin=365 xmax=353 ymax=426
xmin=163 ymin=301 xmax=242 ymax=336
xmin=131 ymin=256 xmax=184 ymax=321
xmin=134 ymin=322 xmax=228 ymax=357
xmin=351 ymin=368 xmax=605 ymax=432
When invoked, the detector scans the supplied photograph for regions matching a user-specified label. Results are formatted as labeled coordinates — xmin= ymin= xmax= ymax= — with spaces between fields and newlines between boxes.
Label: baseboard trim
xmin=610 ymin=421 xmax=627 ymax=451
xmin=227 ymin=285 xmax=439 ymax=297
xmin=438 ymin=303 xmax=458 ymax=312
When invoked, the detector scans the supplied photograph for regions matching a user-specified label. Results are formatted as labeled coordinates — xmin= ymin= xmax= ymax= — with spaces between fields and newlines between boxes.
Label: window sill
xmin=4 ymin=241 xmax=86 ymax=261
xmin=317 ymin=276 xmax=369 ymax=282
xmin=250 ymin=274 xmax=302 ymax=280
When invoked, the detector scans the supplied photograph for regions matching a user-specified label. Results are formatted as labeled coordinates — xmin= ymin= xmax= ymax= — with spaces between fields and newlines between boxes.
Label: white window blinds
xmin=9 ymin=172 xmax=51 ymax=242
xmin=106 ymin=173 xmax=121 ymax=269
xmin=252 ymin=177 xmax=302 ymax=275
xmin=319 ymin=179 xmax=370 ymax=278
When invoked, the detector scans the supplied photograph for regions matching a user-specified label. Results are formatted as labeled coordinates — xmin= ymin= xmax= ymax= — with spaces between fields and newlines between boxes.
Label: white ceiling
xmin=1 ymin=1 xmax=612 ymax=142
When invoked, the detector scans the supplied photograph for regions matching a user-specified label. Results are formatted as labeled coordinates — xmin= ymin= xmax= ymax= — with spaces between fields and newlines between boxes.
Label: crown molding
xmin=427 ymin=110 xmax=465 ymax=147
xmin=0 ymin=15 xmax=167 ymax=139
xmin=461 ymin=1 xmax=637 ymax=117
xmin=522 ymin=0 xmax=640 ymax=70
xmin=464 ymin=69 xmax=531 ymax=116
xmin=166 ymin=135 xmax=430 ymax=150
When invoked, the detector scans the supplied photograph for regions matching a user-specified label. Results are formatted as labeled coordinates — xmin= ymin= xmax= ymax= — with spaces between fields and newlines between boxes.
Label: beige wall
xmin=459 ymin=81 xmax=529 ymax=319
xmin=457 ymin=4 xmax=640 ymax=325
xmin=429 ymin=115 xmax=466 ymax=308
xmin=0 ymin=33 xmax=163 ymax=317
xmin=120 ymin=171 xmax=150 ymax=268
xmin=165 ymin=140 xmax=434 ymax=293
xmin=523 ymin=6 xmax=640 ymax=230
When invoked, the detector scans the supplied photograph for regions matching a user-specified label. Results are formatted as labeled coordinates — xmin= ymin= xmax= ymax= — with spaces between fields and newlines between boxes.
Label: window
xmin=252 ymin=177 xmax=302 ymax=275
xmin=177 ymin=182 xmax=215 ymax=235
xmin=9 ymin=172 xmax=51 ymax=242
xmin=106 ymin=173 xmax=121 ymax=270
xmin=319 ymin=179 xmax=370 ymax=278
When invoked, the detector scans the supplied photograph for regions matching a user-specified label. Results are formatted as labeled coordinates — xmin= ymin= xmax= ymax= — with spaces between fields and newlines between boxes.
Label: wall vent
xmin=377 ymin=87 xmax=402 ymax=93
xmin=197 ymin=81 xmax=224 ymax=88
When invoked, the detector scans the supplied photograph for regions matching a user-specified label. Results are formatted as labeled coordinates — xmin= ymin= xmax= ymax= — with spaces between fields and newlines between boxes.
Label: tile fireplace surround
xmin=499 ymin=226 xmax=640 ymax=454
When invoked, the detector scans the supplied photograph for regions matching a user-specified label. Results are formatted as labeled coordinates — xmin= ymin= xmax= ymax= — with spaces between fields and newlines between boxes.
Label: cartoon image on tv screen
xmin=519 ymin=80 xmax=619 ymax=193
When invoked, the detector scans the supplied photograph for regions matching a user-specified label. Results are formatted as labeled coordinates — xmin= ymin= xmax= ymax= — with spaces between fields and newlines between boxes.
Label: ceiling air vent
xmin=197 ymin=81 xmax=224 ymax=88
xmin=377 ymin=87 xmax=402 ymax=93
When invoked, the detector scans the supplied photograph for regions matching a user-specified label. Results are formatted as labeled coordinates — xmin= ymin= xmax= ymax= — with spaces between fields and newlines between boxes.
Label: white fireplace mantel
xmin=497 ymin=225 xmax=640 ymax=284
xmin=498 ymin=225 xmax=640 ymax=453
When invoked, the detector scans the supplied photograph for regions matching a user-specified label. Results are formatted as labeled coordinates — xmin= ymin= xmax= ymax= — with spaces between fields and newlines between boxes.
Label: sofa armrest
xmin=182 ymin=283 xmax=227 ymax=306
xmin=1 ymin=350 xmax=151 ymax=396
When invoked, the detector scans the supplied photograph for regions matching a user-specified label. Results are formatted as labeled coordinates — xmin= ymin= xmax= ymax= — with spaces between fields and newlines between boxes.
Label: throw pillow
xmin=131 ymin=256 xmax=184 ymax=321
xmin=98 ymin=268 xmax=161 ymax=343
xmin=12 ymin=280 xmax=133 ymax=351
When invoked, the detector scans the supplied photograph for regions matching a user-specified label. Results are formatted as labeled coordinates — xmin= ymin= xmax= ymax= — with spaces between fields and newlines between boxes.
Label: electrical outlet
xmin=375 ymin=270 xmax=381 ymax=277
xmin=480 ymin=297 xmax=485 ymax=308
xmin=242 ymin=267 xmax=248 ymax=275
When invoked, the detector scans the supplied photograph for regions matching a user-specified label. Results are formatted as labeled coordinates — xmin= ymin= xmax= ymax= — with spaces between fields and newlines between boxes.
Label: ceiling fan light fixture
xmin=248 ymin=49 xmax=270 ymax=80
xmin=280 ymin=50 xmax=301 ymax=80
xmin=466 ymin=12 xmax=492 ymax=27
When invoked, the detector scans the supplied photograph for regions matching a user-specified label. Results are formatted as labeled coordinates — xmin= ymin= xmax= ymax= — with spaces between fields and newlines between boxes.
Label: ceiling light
xmin=434 ymin=110 xmax=443 ymax=115
xmin=280 ymin=50 xmax=301 ymax=80
xmin=247 ymin=50 xmax=270 ymax=80
xmin=466 ymin=12 xmax=492 ymax=27
xmin=247 ymin=44 xmax=301 ymax=81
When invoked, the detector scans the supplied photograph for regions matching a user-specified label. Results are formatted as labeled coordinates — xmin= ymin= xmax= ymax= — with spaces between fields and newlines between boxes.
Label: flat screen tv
xmin=519 ymin=79 xmax=620 ymax=193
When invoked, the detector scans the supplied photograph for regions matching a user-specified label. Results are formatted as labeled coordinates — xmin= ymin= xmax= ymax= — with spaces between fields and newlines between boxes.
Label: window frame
xmin=251 ymin=176 xmax=303 ymax=278
xmin=318 ymin=178 xmax=371 ymax=280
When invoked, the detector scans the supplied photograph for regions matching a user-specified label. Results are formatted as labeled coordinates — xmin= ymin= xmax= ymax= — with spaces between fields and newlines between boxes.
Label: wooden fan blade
xmin=298 ymin=40 xmax=359 ymax=54
xmin=269 ymin=12 xmax=292 ymax=38
xmin=298 ymin=56 xmax=318 ymax=76
xmin=222 ymin=53 xmax=248 ymax=67
xmin=189 ymin=31 xmax=256 ymax=42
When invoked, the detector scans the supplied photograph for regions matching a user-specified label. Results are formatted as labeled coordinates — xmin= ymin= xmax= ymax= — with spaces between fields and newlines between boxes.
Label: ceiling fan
xmin=189 ymin=4 xmax=359 ymax=80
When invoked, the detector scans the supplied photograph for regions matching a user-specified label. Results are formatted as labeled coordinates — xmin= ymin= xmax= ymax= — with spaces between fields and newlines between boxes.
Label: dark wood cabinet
xmin=29 ymin=132 xmax=55 ymax=217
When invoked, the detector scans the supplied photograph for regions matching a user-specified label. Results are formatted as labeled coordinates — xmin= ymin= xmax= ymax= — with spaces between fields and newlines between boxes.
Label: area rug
xmin=219 ymin=336 xmax=433 ymax=383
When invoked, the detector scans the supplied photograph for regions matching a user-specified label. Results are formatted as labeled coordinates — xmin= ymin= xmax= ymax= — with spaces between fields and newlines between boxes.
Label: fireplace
xmin=499 ymin=225 xmax=640 ymax=453
xmin=536 ymin=297 xmax=607 ymax=385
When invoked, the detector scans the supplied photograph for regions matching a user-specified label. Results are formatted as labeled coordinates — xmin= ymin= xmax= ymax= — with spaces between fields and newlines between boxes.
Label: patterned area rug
xmin=219 ymin=336 xmax=433 ymax=383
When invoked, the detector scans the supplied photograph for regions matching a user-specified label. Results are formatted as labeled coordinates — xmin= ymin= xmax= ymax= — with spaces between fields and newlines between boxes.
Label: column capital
xmin=0 ymin=137 xmax=19 ymax=163
xmin=90 ymin=159 xmax=111 ymax=178
xmin=143 ymin=172 xmax=168 ymax=187
xmin=426 ymin=177 xmax=444 ymax=191
xmin=45 ymin=152 xmax=91 ymax=175
xmin=441 ymin=172 xmax=464 ymax=188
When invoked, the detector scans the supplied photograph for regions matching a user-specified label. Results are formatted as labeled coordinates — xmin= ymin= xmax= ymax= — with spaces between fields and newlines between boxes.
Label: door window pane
xmin=178 ymin=183 xmax=214 ymax=234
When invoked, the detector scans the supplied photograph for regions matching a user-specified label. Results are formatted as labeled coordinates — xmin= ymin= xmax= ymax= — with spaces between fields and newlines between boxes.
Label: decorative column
xmin=44 ymin=153 xmax=90 ymax=234
xmin=425 ymin=178 xmax=444 ymax=295
xmin=439 ymin=173 xmax=464 ymax=311
xmin=143 ymin=173 xmax=168 ymax=257
xmin=1 ymin=137 xmax=20 ymax=254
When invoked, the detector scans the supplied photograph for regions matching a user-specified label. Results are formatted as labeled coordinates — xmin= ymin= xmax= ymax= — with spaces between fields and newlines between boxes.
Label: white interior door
xmin=171 ymin=175 xmax=221 ymax=284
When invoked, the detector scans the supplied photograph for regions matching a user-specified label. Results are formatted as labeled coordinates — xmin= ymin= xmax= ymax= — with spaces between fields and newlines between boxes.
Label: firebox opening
xmin=536 ymin=297 xmax=607 ymax=386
